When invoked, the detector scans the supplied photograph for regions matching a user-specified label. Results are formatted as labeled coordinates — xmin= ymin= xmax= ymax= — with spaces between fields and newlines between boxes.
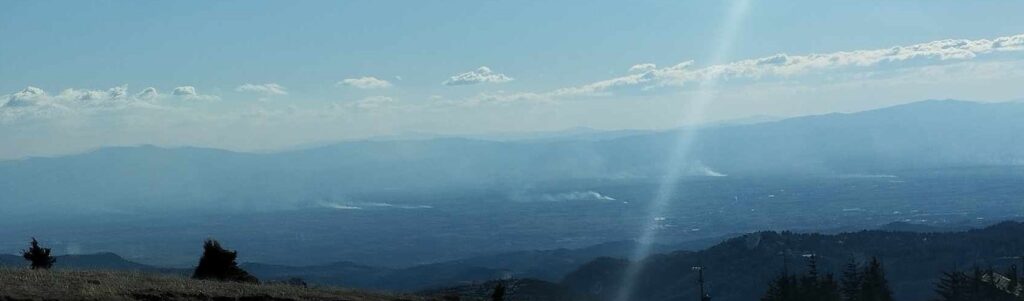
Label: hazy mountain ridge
xmin=1 ymin=99 xmax=1021 ymax=216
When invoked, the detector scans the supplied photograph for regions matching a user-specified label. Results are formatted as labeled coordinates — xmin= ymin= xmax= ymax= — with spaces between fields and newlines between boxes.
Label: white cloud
xmin=443 ymin=66 xmax=513 ymax=86
xmin=108 ymin=86 xmax=128 ymax=100
xmin=236 ymin=83 xmax=287 ymax=96
xmin=135 ymin=87 xmax=159 ymax=100
xmin=2 ymin=86 xmax=48 ymax=108
xmin=1 ymin=86 xmax=167 ymax=124
xmin=172 ymin=86 xmax=197 ymax=96
xmin=338 ymin=77 xmax=392 ymax=89
xmin=58 ymin=85 xmax=131 ymax=103
xmin=172 ymin=86 xmax=219 ymax=101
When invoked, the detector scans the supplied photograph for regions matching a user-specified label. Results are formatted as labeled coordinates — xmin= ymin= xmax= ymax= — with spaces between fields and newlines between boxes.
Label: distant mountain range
xmin=1 ymin=99 xmax=1022 ymax=216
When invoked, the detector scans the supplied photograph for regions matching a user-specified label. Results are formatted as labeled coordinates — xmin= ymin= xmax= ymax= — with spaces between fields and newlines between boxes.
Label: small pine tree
xmin=192 ymin=239 xmax=258 ymax=283
xmin=22 ymin=238 xmax=55 ymax=270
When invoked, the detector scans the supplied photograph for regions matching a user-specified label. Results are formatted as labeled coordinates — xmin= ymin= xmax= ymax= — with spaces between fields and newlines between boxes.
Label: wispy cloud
xmin=443 ymin=66 xmax=513 ymax=86
xmin=430 ymin=33 xmax=1023 ymax=107
xmin=333 ymin=96 xmax=399 ymax=110
xmin=628 ymin=63 xmax=657 ymax=73
xmin=338 ymin=76 xmax=392 ymax=89
xmin=236 ymin=83 xmax=287 ymax=96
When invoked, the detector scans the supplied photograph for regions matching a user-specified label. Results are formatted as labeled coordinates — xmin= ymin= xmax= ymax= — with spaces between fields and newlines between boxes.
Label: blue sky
xmin=2 ymin=1 xmax=1024 ymax=158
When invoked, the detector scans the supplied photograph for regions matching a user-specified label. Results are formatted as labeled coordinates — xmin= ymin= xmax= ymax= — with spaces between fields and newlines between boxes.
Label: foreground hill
xmin=0 ymin=268 xmax=417 ymax=301
xmin=560 ymin=221 xmax=1024 ymax=301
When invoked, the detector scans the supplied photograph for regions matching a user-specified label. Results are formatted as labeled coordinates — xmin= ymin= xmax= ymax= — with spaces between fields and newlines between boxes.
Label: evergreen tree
xmin=22 ymin=237 xmax=55 ymax=270
xmin=841 ymin=259 xmax=863 ymax=301
xmin=192 ymin=239 xmax=258 ymax=283
xmin=857 ymin=257 xmax=893 ymax=301
xmin=800 ymin=256 xmax=821 ymax=297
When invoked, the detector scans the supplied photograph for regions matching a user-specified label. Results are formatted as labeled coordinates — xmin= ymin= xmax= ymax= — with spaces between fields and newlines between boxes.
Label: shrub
xmin=22 ymin=237 xmax=55 ymax=270
xmin=191 ymin=239 xmax=258 ymax=283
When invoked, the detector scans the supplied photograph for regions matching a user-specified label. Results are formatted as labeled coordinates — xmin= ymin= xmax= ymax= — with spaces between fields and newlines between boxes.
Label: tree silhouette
xmin=22 ymin=238 xmax=55 ymax=270
xmin=191 ymin=239 xmax=257 ymax=283
xmin=935 ymin=269 xmax=969 ymax=301
xmin=858 ymin=257 xmax=893 ymax=301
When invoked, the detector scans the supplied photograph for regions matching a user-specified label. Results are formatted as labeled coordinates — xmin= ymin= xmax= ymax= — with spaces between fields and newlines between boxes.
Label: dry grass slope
xmin=0 ymin=268 xmax=421 ymax=301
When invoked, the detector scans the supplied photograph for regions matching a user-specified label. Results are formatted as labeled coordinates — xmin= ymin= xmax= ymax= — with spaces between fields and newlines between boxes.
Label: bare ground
xmin=0 ymin=268 xmax=422 ymax=301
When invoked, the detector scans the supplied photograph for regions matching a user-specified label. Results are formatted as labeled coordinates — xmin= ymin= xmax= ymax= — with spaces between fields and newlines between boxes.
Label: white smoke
xmin=537 ymin=191 xmax=617 ymax=202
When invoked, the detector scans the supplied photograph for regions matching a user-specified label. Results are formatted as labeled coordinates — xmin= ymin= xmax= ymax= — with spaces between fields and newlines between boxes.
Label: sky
xmin=2 ymin=0 xmax=1024 ymax=159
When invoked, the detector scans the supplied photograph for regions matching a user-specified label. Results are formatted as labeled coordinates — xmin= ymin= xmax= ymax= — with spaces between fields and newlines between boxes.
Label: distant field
xmin=3 ymin=167 xmax=1022 ymax=268
xmin=0 ymin=268 xmax=419 ymax=301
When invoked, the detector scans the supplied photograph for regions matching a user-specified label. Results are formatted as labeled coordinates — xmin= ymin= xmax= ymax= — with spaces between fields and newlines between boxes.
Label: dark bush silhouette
xmin=192 ymin=239 xmax=258 ymax=283
xmin=490 ymin=282 xmax=506 ymax=301
xmin=22 ymin=237 xmax=55 ymax=270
